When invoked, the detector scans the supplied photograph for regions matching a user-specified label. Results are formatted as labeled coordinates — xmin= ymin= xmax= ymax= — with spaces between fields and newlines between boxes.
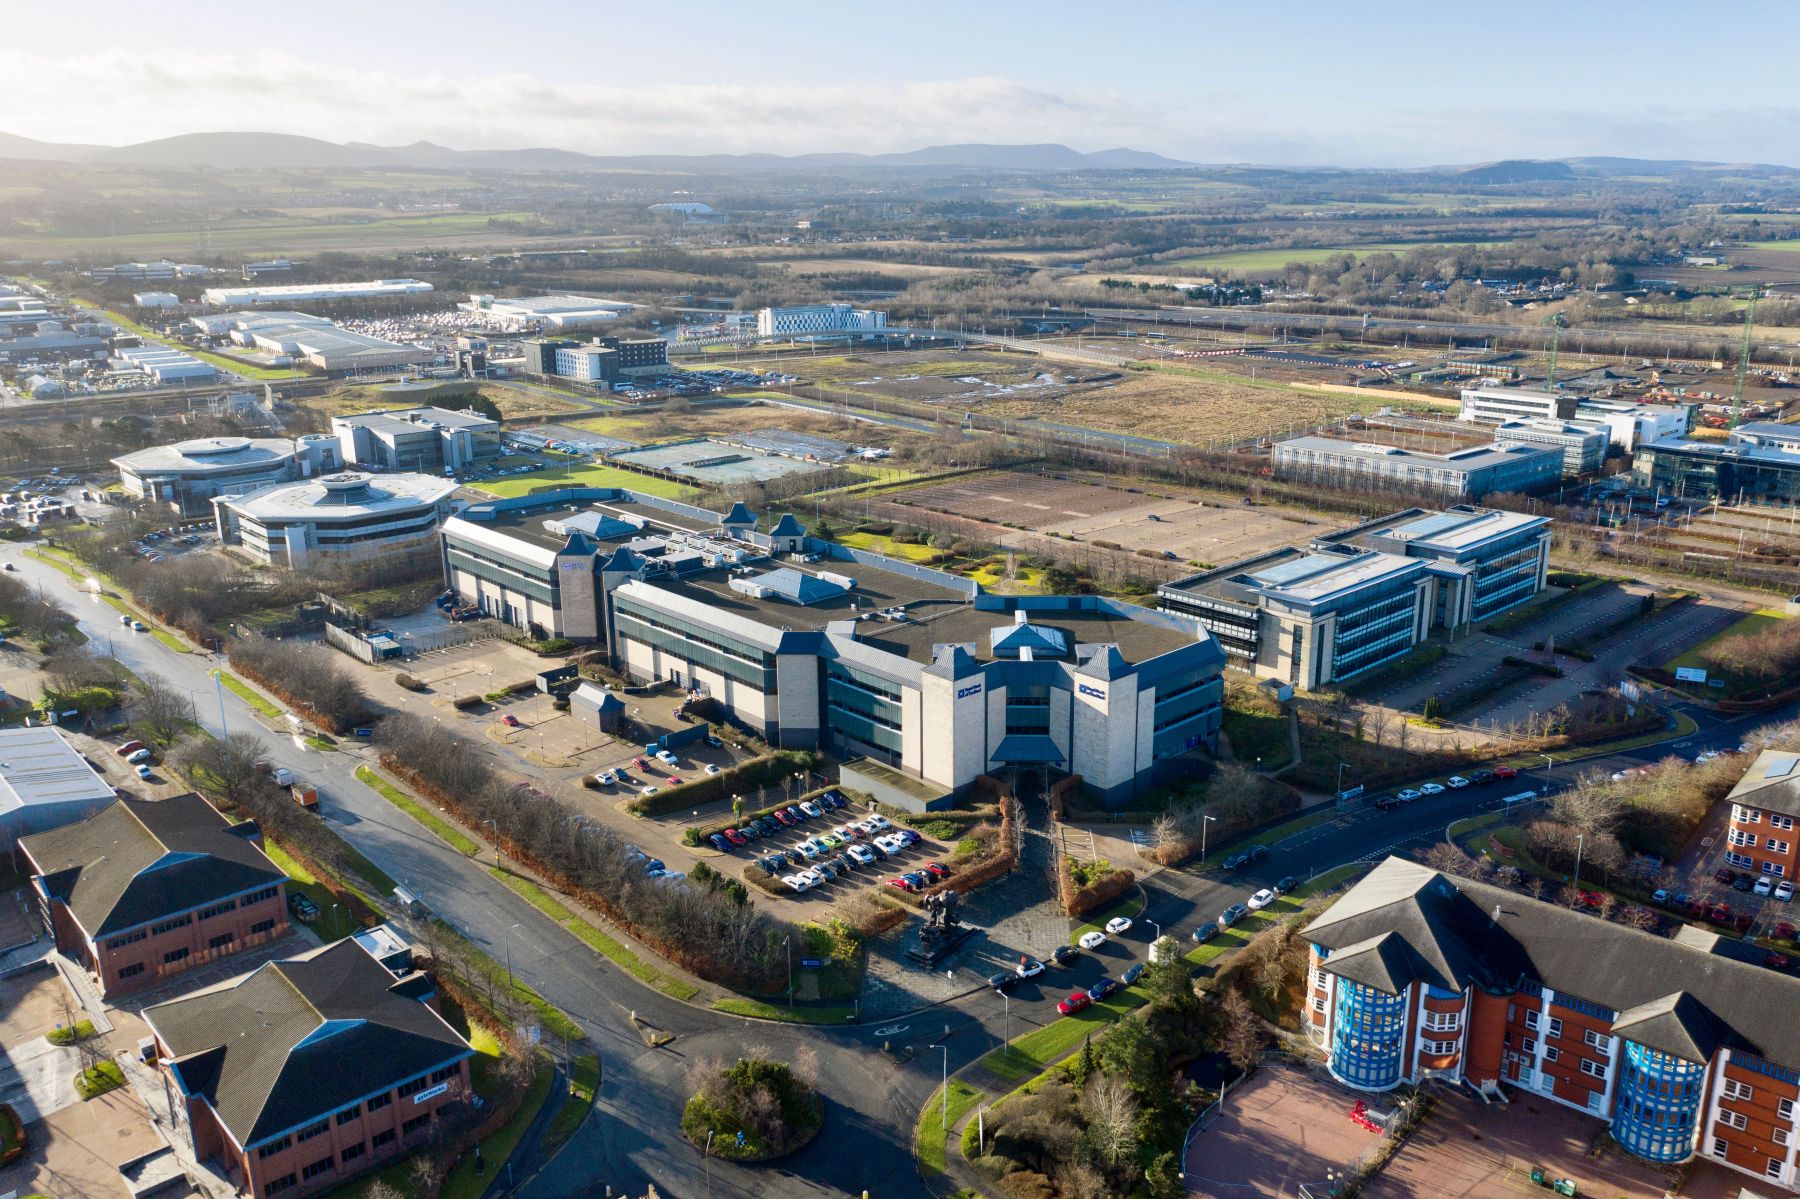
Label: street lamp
xmin=782 ymin=935 xmax=792 ymax=1007
xmin=1200 ymin=814 xmax=1218 ymax=862
xmin=1540 ymin=753 xmax=1554 ymax=793
xmin=1573 ymin=833 xmax=1585 ymax=897
xmin=704 ymin=1129 xmax=715 ymax=1199
xmin=928 ymin=1042 xmax=949 ymax=1130
xmin=503 ymin=922 xmax=519 ymax=987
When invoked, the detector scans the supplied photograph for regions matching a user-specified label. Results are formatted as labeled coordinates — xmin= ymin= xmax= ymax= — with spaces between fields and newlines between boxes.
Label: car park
xmin=1015 ymin=956 xmax=1045 ymax=980
xmin=1057 ymin=992 xmax=1093 ymax=1016
xmin=783 ymin=874 xmax=811 ymax=893
xmin=800 ymin=801 xmax=824 ymax=819
xmin=1716 ymin=868 xmax=1738 ymax=885
xmin=921 ymin=862 xmax=949 ymax=879
xmin=1052 ymin=944 xmax=1079 ymax=966
xmin=136 ymin=764 xmax=153 ymax=780
xmin=1219 ymin=903 xmax=1248 ymax=928
xmin=1105 ymin=916 xmax=1133 ymax=935
xmin=125 ymin=747 xmax=153 ymax=764
xmin=756 ymin=856 xmax=783 ymax=874
xmin=724 ymin=828 xmax=748 ymax=847
xmin=595 ymin=769 xmax=615 ymax=786
xmin=115 ymin=739 xmax=146 ymax=757
xmin=797 ymin=841 xmax=823 ymax=860
xmin=656 ymin=749 xmax=679 ymax=767
xmin=639 ymin=785 xmax=658 ymax=798
xmin=708 ymin=833 xmax=732 ymax=852
xmin=1078 ymin=930 xmax=1107 ymax=950
xmin=990 ymin=971 xmax=1015 ymax=993
xmin=1087 ymin=977 xmax=1122 ymax=1002
xmin=705 ymin=764 xmax=721 ymax=776
xmin=665 ymin=775 xmax=682 ymax=786
xmin=888 ymin=875 xmax=918 ymax=892
xmin=1247 ymin=888 xmax=1276 ymax=911
xmin=866 ymin=814 xmax=891 ymax=831
xmin=772 ymin=809 xmax=796 ymax=827
xmin=1735 ymin=875 xmax=1755 ymax=893
xmin=499 ymin=714 xmax=522 ymax=728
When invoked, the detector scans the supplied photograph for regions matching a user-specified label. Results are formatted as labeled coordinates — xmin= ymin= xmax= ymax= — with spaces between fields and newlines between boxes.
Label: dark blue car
xmin=708 ymin=833 xmax=731 ymax=852
xmin=1087 ymin=977 xmax=1122 ymax=1002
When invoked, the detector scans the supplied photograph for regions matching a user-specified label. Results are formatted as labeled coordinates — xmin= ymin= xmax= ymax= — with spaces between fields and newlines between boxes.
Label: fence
xmin=323 ymin=621 xmax=379 ymax=665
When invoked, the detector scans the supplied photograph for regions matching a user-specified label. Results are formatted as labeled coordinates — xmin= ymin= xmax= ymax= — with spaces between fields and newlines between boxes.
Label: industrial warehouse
xmin=188 ymin=310 xmax=425 ymax=373
xmin=439 ymin=490 xmax=1225 ymax=808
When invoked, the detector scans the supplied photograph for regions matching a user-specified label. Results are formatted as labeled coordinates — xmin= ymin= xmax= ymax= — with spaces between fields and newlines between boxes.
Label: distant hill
xmin=0 ymin=130 xmax=1198 ymax=173
xmin=1454 ymin=159 xmax=1577 ymax=184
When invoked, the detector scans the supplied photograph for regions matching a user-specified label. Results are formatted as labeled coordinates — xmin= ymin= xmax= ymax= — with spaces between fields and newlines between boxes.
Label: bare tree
xmin=133 ymin=673 xmax=196 ymax=746
xmin=1082 ymin=1073 xmax=1139 ymax=1167
xmin=1219 ymin=991 xmax=1262 ymax=1073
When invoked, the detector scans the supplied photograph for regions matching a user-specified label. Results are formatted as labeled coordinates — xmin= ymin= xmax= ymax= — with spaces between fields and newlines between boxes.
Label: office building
xmin=213 ymin=472 xmax=458 ymax=569
xmin=0 ymin=727 xmax=121 ymax=851
xmin=1159 ymin=506 xmax=1550 ymax=687
xmin=1460 ymin=386 xmax=1577 ymax=424
xmin=144 ymin=936 xmax=473 ymax=1199
xmin=1304 ymin=856 xmax=1800 ymax=1189
xmin=756 ymin=304 xmax=888 ymax=338
xmin=189 ymin=311 xmax=424 ymax=373
xmin=1273 ymin=437 xmax=1562 ymax=500
xmin=199 ymin=279 xmax=433 ymax=307
xmin=332 ymin=406 xmax=500 ymax=474
xmin=89 ymin=260 xmax=208 ymax=283
xmin=461 ymin=293 xmax=637 ymax=331
xmin=114 ymin=436 xmax=305 ymax=514
xmin=20 ymin=793 xmax=289 ymax=998
xmin=1492 ymin=418 xmax=1610 ymax=476
xmin=1571 ymin=398 xmax=1696 ymax=451
xmin=1631 ymin=422 xmax=1800 ymax=504
xmin=441 ymin=490 xmax=1224 ymax=807
xmin=1721 ymin=750 xmax=1800 ymax=882
xmin=527 ymin=336 xmax=671 ymax=385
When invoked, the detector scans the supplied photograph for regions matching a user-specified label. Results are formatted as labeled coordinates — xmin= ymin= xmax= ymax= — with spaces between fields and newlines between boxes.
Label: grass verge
xmin=979 ymin=987 xmax=1147 ymax=1082
xmin=709 ymin=997 xmax=856 ymax=1023
xmin=487 ymin=868 xmax=700 ymax=1002
xmin=439 ymin=1057 xmax=555 ymax=1199
xmin=431 ymin=921 xmax=584 ymax=1041
xmin=542 ymin=1054 xmax=602 ymax=1156
xmin=75 ymin=1060 xmax=125 ymax=1100
xmin=916 ymin=1079 xmax=983 ymax=1175
xmin=356 ymin=766 xmax=481 ymax=856
xmin=262 ymin=842 xmax=364 ymax=942
xmin=47 ymin=1018 xmax=95 ymax=1045
xmin=216 ymin=671 xmax=282 ymax=718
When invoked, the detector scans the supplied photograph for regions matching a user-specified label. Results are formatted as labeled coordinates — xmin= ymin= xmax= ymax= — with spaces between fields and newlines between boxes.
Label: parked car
xmin=1078 ymin=930 xmax=1107 ymax=950
xmin=723 ymin=828 xmax=748 ymax=847
xmin=656 ymin=749 xmax=679 ymax=767
xmin=888 ymin=875 xmax=918 ymax=893
xmin=1717 ymin=868 xmax=1739 ymax=885
xmin=1446 ymin=775 xmax=1470 ymax=789
xmin=499 ymin=714 xmax=522 ymax=728
xmin=1493 ymin=765 xmax=1517 ymax=780
xmin=1397 ymin=788 xmax=1422 ymax=802
xmin=1247 ymin=888 xmax=1276 ymax=911
xmin=632 ymin=757 xmax=653 ymax=771
xmin=708 ymin=833 xmax=732 ymax=852
xmin=130 ymin=621 xmax=147 ymax=632
xmin=705 ymin=764 xmax=721 ymax=776
xmin=771 ymin=809 xmax=797 ymax=827
xmin=1014 ymin=956 xmax=1045 ymax=980
xmin=1467 ymin=769 xmax=1495 ymax=784
xmin=664 ymin=775 xmax=682 ymax=786
xmin=1735 ymin=875 xmax=1756 ymax=893
xmin=1756 ymin=876 xmax=1775 ymax=897
xmin=1374 ymin=795 xmax=1399 ymax=811
xmin=990 ymin=971 xmax=1015 ymax=993
xmin=1122 ymin=963 xmax=1146 ymax=986
xmin=114 ymin=739 xmax=146 ymax=757
xmin=783 ymin=874 xmax=811 ymax=893
xmin=866 ymin=814 xmax=892 ymax=831
xmin=848 ymin=844 xmax=876 ymax=866
xmin=799 ymin=801 xmax=824 ymax=819
xmin=1778 ymin=881 xmax=1795 ymax=903
xmin=756 ymin=856 xmax=783 ymax=875
xmin=921 ymin=862 xmax=950 ymax=879
xmin=1087 ymin=978 xmax=1122 ymax=1002
xmin=785 ymin=805 xmax=809 ymax=823
xmin=1274 ymin=876 xmax=1299 ymax=894
xmin=1057 ymin=992 xmax=1093 ymax=1016
xmin=1219 ymin=903 xmax=1249 ymax=928
xmin=898 ymin=829 xmax=922 ymax=847
xmin=1193 ymin=922 xmax=1220 ymax=944
xmin=1052 ymin=944 xmax=1079 ymax=966
xmin=639 ymin=786 xmax=658 ymax=798
xmin=595 ymin=769 xmax=616 ymax=786
xmin=125 ymin=747 xmax=153 ymax=764
xmin=135 ymin=764 xmax=153 ymax=780
xmin=1766 ymin=951 xmax=1792 ymax=971
xmin=1105 ymin=916 xmax=1133 ymax=935
xmin=1420 ymin=782 xmax=1446 ymax=796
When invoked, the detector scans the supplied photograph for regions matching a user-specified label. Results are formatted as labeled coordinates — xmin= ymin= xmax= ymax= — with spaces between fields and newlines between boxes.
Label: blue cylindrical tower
xmin=1329 ymin=978 xmax=1408 ymax=1090
xmin=1610 ymin=1041 xmax=1705 ymax=1163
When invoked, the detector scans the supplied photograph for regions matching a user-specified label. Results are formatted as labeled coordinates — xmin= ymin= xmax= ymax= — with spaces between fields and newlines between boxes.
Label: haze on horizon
xmin=7 ymin=0 xmax=1793 ymax=168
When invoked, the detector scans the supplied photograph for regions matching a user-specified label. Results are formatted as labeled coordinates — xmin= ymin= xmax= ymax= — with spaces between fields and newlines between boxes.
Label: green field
xmin=1165 ymin=241 xmax=1501 ymax=274
xmin=1746 ymin=240 xmax=1800 ymax=254
xmin=0 ymin=210 xmax=542 ymax=258
xmin=470 ymin=462 xmax=696 ymax=500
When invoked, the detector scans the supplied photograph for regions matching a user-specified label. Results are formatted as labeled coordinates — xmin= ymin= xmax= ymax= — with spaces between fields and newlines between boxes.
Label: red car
xmin=500 ymin=714 xmax=522 ymax=728
xmin=1776 ymin=922 xmax=1797 ymax=940
xmin=723 ymin=828 xmax=747 ymax=847
xmin=1492 ymin=765 xmax=1517 ymax=780
xmin=665 ymin=775 xmax=682 ymax=786
xmin=1766 ymin=952 xmax=1792 ymax=970
xmin=1715 ymin=868 xmax=1738 ymax=885
xmin=888 ymin=876 xmax=919 ymax=893
xmin=1577 ymin=890 xmax=1606 ymax=910
xmin=921 ymin=862 xmax=950 ymax=879
xmin=1056 ymin=992 xmax=1093 ymax=1016
xmin=772 ymin=809 xmax=797 ymax=827
xmin=633 ymin=757 xmax=653 ymax=771
xmin=1711 ymin=902 xmax=1735 ymax=924
xmin=115 ymin=739 xmax=147 ymax=757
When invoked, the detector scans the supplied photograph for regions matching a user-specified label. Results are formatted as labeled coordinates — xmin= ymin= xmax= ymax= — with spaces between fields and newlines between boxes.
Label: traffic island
xmin=681 ymin=1058 xmax=824 ymax=1162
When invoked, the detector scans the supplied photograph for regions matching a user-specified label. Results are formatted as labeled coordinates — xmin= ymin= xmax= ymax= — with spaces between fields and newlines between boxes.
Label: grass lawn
xmin=979 ymin=987 xmax=1148 ymax=1082
xmin=1164 ymin=242 xmax=1493 ymax=274
xmin=471 ymin=463 xmax=694 ymax=500
xmin=1071 ymin=891 xmax=1146 ymax=944
xmin=1295 ymin=862 xmax=1373 ymax=896
xmin=916 ymin=1079 xmax=983 ymax=1175
xmin=430 ymin=921 xmax=583 ymax=1042
xmin=835 ymin=531 xmax=941 ymax=562
xmin=542 ymin=1054 xmax=602 ymax=1156
xmin=47 ymin=1018 xmax=96 ymax=1045
xmin=709 ymin=997 xmax=856 ymax=1023
xmin=438 ymin=1058 xmax=555 ymax=1199
xmin=216 ymin=671 xmax=282 ymax=718
xmin=75 ymin=1059 xmax=125 ymax=1100
xmin=1664 ymin=610 xmax=1792 ymax=694
xmin=487 ymin=869 xmax=699 ymax=1001
xmin=262 ymin=842 xmax=364 ymax=942
xmin=357 ymin=766 xmax=481 ymax=855
xmin=1221 ymin=705 xmax=1291 ymax=769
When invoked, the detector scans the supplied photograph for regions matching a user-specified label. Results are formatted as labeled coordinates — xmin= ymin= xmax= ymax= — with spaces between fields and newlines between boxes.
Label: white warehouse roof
xmin=200 ymin=279 xmax=434 ymax=307
xmin=0 ymin=727 xmax=117 ymax=821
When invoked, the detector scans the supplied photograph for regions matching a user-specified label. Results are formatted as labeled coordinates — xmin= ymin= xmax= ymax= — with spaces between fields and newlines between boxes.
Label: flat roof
xmin=1169 ymin=544 xmax=1422 ymax=609
xmin=1277 ymin=435 xmax=1558 ymax=472
xmin=850 ymin=601 xmax=1196 ymax=666
xmin=609 ymin=440 xmax=831 ymax=485
xmin=652 ymin=565 xmax=969 ymax=643
xmin=478 ymin=294 xmax=636 ymax=315
xmin=1363 ymin=505 xmax=1549 ymax=554
xmin=1642 ymin=435 xmax=1800 ymax=467
xmin=114 ymin=436 xmax=297 ymax=475
xmin=215 ymin=472 xmax=457 ymax=522
xmin=334 ymin=405 xmax=496 ymax=431
xmin=0 ymin=727 xmax=115 ymax=816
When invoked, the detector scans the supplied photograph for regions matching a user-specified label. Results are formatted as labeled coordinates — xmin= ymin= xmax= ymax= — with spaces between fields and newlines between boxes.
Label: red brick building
xmin=1723 ymin=750 xmax=1800 ymax=885
xmin=20 ymin=792 xmax=290 ymax=997
xmin=143 ymin=936 xmax=474 ymax=1199
xmin=1304 ymin=857 xmax=1800 ymax=1191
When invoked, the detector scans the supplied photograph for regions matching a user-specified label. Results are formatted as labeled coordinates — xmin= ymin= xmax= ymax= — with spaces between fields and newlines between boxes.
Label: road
xmin=11 ymin=545 xmax=1795 ymax=1199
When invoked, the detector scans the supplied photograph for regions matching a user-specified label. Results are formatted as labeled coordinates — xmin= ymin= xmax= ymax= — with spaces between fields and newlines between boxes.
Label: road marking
xmin=873 ymin=1024 xmax=910 ymax=1037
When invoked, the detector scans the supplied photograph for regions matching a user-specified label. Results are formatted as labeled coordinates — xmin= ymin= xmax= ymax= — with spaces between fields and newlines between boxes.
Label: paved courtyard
xmin=1183 ymin=1063 xmax=1385 ymax=1198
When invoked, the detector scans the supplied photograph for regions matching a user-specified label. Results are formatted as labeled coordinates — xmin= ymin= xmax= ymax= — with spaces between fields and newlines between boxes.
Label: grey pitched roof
xmin=1723 ymin=749 xmax=1800 ymax=820
xmin=145 ymin=939 xmax=470 ymax=1148
xmin=21 ymin=794 xmax=285 ymax=937
xmin=769 ymin=513 xmax=805 ymax=537
xmin=1308 ymin=857 xmax=1800 ymax=1069
xmin=1076 ymin=644 xmax=1132 ymax=681
xmin=721 ymin=501 xmax=755 ymax=526
xmin=1321 ymin=931 xmax=1437 ymax=995
xmin=755 ymin=568 xmax=846 ymax=605
xmin=923 ymin=643 xmax=979 ymax=680
xmin=1611 ymin=992 xmax=1722 ymax=1065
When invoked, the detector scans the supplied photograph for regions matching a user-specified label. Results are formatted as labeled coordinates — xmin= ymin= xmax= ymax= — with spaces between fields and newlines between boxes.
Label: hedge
xmin=1059 ymin=861 xmax=1136 ymax=919
xmin=629 ymin=750 xmax=821 ymax=818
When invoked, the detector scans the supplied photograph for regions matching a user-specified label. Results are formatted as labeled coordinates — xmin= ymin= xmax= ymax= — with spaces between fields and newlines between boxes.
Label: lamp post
xmin=1540 ymin=752 xmax=1554 ymax=793
xmin=782 ymin=935 xmax=792 ymax=1007
xmin=1200 ymin=814 xmax=1218 ymax=862
xmin=1002 ymin=989 xmax=1010 ymax=1052
xmin=211 ymin=669 xmax=229 ymax=738
xmin=704 ymin=1129 xmax=715 ymax=1199
xmin=929 ymin=1042 xmax=949 ymax=1130
xmin=1573 ymin=833 xmax=1585 ymax=898
xmin=503 ymin=922 xmax=519 ymax=987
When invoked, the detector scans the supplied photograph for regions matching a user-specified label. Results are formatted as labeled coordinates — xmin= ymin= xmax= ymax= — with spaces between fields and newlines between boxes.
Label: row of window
xmin=1734 ymin=805 xmax=1797 ymax=831
xmin=107 ymin=888 xmax=280 ymax=953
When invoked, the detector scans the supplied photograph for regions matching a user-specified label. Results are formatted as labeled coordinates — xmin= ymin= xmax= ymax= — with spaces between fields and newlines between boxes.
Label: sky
xmin=6 ymin=0 xmax=1791 ymax=167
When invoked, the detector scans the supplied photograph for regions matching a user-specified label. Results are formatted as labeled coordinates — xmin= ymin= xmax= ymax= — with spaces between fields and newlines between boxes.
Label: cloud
xmin=10 ymin=49 xmax=1169 ymax=156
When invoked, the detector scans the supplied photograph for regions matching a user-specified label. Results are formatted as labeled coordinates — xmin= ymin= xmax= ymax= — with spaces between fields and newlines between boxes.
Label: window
xmin=107 ymin=929 xmax=148 ymax=950
xmin=1579 ymin=1058 xmax=1607 ymax=1078
xmin=208 ymin=932 xmax=235 ymax=950
xmin=370 ymin=1129 xmax=396 ymax=1149
xmin=1583 ymin=1029 xmax=1613 ymax=1052
xmin=1423 ymin=1039 xmax=1458 ymax=1055
xmin=1713 ymin=1137 xmax=1729 ymax=1158
xmin=162 ymin=947 xmax=190 ymax=966
xmin=336 ymin=1105 xmax=362 ymax=1126
xmin=366 ymin=1093 xmax=392 ymax=1113
xmin=1521 ymin=1036 xmax=1538 ymax=1054
xmin=117 ymin=962 xmax=145 ymax=979
xmin=401 ymin=1114 xmax=431 ymax=1138
xmin=430 ymin=1064 xmax=459 ymax=1085
xmin=296 ymin=1120 xmax=329 ymax=1143
xmin=244 ymin=886 xmax=280 ymax=905
xmin=1544 ymin=1046 xmax=1561 ymax=1063
xmin=150 ymin=915 xmax=192 ymax=936
xmin=1523 ymin=1011 xmax=1540 ymax=1030
xmin=1720 ymin=1109 xmax=1749 ymax=1131
xmin=301 ymin=1157 xmax=334 ymax=1181
xmin=341 ymin=1143 xmax=366 ymax=1163
xmin=264 ymin=1173 xmax=298 ymax=1197
xmin=1779 ymin=1098 xmax=1795 ymax=1121
xmin=1772 ymin=814 xmax=1795 ymax=831
xmin=257 ymin=1136 xmax=293 ymax=1160
xmin=250 ymin=918 xmax=276 ymax=936
xmin=1769 ymin=1158 xmax=1785 ymax=1181
xmin=397 ymin=1076 xmax=431 ymax=1098
xmin=1422 ymin=1010 xmax=1461 ymax=1032
xmin=1776 ymin=1127 xmax=1790 ymax=1147
xmin=1724 ymin=1079 xmax=1756 ymax=1103
xmin=1546 ymin=1017 xmax=1563 ymax=1038
xmin=197 ymin=899 xmax=238 ymax=921
xmin=1311 ymin=995 xmax=1326 ymax=1013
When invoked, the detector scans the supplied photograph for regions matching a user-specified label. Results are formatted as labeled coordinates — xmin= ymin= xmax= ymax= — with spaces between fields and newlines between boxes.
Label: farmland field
xmin=1162 ymin=241 xmax=1503 ymax=274
xmin=0 ymin=209 xmax=545 ymax=258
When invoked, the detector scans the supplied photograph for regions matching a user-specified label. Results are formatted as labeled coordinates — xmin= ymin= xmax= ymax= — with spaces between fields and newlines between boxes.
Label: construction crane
xmin=1543 ymin=312 xmax=1566 ymax=389
xmin=1732 ymin=290 xmax=1759 ymax=429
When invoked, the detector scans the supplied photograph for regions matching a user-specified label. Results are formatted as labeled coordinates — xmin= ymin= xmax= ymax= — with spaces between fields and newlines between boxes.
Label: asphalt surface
xmin=11 ymin=543 xmax=1795 ymax=1199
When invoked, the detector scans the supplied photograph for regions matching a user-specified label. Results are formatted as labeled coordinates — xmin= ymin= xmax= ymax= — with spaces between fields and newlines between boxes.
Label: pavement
xmin=10 ymin=540 xmax=1799 ymax=1199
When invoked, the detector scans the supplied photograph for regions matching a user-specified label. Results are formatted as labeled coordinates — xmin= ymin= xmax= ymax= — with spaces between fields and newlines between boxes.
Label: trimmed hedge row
xmin=631 ymin=749 xmax=821 ymax=818
xmin=1060 ymin=862 xmax=1135 ymax=919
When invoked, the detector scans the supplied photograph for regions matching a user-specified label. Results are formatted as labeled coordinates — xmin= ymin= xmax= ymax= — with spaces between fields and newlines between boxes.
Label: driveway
xmin=0 ymin=967 xmax=84 ymax=1123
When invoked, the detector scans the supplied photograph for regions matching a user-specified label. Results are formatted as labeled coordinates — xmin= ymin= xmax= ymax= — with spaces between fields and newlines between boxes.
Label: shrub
xmin=532 ymin=637 xmax=574 ymax=656
xmin=395 ymin=673 xmax=427 ymax=692
xmin=682 ymin=1058 xmax=823 ymax=1160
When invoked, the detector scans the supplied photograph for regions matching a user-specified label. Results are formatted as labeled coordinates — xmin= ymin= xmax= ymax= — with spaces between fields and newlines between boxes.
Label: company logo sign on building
xmin=1077 ymin=684 xmax=1107 ymax=700
xmin=956 ymin=683 xmax=983 ymax=700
